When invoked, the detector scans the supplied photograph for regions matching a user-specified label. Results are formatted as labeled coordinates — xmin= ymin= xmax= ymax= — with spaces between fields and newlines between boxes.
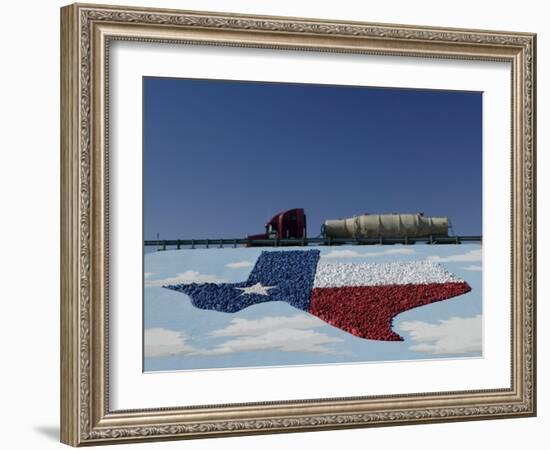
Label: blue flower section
xmin=164 ymin=250 xmax=320 ymax=313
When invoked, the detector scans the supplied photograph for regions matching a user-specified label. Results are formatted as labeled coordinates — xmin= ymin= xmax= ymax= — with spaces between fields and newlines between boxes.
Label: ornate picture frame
xmin=60 ymin=3 xmax=536 ymax=446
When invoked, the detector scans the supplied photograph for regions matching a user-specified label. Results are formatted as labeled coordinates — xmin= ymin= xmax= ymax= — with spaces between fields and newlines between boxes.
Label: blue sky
xmin=143 ymin=77 xmax=482 ymax=240
xmin=144 ymin=244 xmax=482 ymax=372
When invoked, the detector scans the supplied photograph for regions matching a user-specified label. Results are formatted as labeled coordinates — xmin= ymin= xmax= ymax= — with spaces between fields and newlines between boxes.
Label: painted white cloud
xmin=144 ymin=328 xmax=195 ymax=358
xmin=210 ymin=315 xmax=325 ymax=337
xmin=201 ymin=314 xmax=344 ymax=355
xmin=398 ymin=315 xmax=482 ymax=355
xmin=145 ymin=270 xmax=226 ymax=287
xmin=462 ymin=264 xmax=482 ymax=272
xmin=426 ymin=249 xmax=482 ymax=263
xmin=322 ymin=248 xmax=416 ymax=259
xmin=225 ymin=261 xmax=254 ymax=269
xmin=143 ymin=315 xmax=344 ymax=359
xmin=201 ymin=329 xmax=344 ymax=355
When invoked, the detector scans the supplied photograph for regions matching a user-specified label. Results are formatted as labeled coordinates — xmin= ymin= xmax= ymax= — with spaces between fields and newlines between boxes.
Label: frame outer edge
xmin=528 ymin=33 xmax=536 ymax=416
xmin=61 ymin=4 xmax=81 ymax=447
xmin=533 ymin=34 xmax=537 ymax=416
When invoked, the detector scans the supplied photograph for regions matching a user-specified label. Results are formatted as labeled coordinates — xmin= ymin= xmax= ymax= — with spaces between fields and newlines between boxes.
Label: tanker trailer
xmin=323 ymin=213 xmax=448 ymax=239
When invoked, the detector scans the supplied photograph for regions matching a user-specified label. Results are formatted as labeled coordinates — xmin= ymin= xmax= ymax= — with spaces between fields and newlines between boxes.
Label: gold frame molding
xmin=60 ymin=3 xmax=536 ymax=446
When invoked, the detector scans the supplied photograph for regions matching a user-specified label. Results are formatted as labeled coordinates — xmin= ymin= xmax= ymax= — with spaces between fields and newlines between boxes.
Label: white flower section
xmin=314 ymin=261 xmax=464 ymax=288
xmin=145 ymin=270 xmax=226 ymax=287
xmin=427 ymin=249 xmax=482 ymax=263
xmin=202 ymin=315 xmax=344 ymax=355
xmin=144 ymin=328 xmax=195 ymax=358
xmin=322 ymin=248 xmax=416 ymax=259
xmin=225 ymin=260 xmax=254 ymax=269
xmin=398 ymin=315 xmax=482 ymax=355
xmin=462 ymin=264 xmax=482 ymax=271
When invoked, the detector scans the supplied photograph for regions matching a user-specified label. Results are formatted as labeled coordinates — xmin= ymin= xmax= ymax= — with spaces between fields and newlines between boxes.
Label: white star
xmin=236 ymin=282 xmax=274 ymax=296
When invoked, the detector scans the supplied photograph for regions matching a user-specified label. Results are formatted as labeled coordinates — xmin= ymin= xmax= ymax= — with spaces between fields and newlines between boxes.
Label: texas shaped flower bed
xmin=165 ymin=250 xmax=471 ymax=342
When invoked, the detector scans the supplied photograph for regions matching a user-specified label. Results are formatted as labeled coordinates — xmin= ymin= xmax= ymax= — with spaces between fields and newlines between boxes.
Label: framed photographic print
xmin=60 ymin=3 xmax=536 ymax=446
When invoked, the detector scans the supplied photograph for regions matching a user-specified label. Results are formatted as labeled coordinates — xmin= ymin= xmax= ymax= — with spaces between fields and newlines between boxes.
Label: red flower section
xmin=308 ymin=282 xmax=471 ymax=341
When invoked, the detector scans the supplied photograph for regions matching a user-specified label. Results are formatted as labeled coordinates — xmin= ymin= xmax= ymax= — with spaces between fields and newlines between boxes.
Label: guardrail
xmin=144 ymin=235 xmax=482 ymax=250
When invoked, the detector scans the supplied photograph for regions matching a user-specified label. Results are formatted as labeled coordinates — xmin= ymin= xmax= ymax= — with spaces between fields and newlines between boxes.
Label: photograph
xmin=142 ymin=77 xmax=483 ymax=372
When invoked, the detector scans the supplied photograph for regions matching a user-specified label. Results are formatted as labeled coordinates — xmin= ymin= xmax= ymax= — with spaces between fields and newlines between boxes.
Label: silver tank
xmin=324 ymin=213 xmax=448 ymax=239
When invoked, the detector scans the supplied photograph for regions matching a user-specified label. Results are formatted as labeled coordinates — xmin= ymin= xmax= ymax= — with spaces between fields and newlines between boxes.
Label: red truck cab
xmin=247 ymin=208 xmax=306 ymax=243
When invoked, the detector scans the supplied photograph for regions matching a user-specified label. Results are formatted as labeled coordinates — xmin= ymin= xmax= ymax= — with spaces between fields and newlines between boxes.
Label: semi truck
xmin=246 ymin=208 xmax=449 ymax=243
